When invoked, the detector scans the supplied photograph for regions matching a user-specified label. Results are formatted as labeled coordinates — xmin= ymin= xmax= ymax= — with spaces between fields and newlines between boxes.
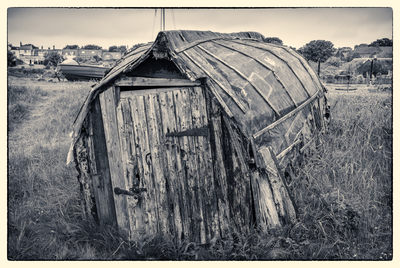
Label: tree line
xmin=263 ymin=37 xmax=392 ymax=76
xmin=63 ymin=44 xmax=127 ymax=52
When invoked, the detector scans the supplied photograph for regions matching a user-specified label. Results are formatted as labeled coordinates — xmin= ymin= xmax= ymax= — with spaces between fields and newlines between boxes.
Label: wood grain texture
xmin=253 ymin=91 xmax=320 ymax=139
xmin=117 ymin=86 xmax=216 ymax=241
xmin=88 ymin=97 xmax=117 ymax=226
xmin=99 ymin=86 xmax=131 ymax=236
xmin=212 ymin=40 xmax=301 ymax=107
xmin=158 ymin=91 xmax=183 ymax=238
xmin=232 ymin=40 xmax=318 ymax=97
xmin=258 ymin=147 xmax=296 ymax=224
xmin=130 ymin=95 xmax=159 ymax=235
xmin=74 ymin=134 xmax=96 ymax=221
xmin=250 ymin=170 xmax=281 ymax=228
xmin=197 ymin=44 xmax=282 ymax=117
xmin=182 ymin=50 xmax=247 ymax=113
xmin=208 ymin=103 xmax=230 ymax=237
xmin=223 ymin=118 xmax=253 ymax=231
xmin=116 ymin=99 xmax=145 ymax=237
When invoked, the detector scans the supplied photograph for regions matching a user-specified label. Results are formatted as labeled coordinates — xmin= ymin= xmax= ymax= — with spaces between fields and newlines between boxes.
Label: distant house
xmin=62 ymin=49 xmax=79 ymax=58
xmin=9 ymin=42 xmax=125 ymax=66
xmin=15 ymin=43 xmax=39 ymax=64
xmin=19 ymin=44 xmax=38 ymax=55
xmin=101 ymin=51 xmax=123 ymax=61
xmin=31 ymin=49 xmax=48 ymax=64
xmin=78 ymin=49 xmax=103 ymax=60
xmin=353 ymin=46 xmax=381 ymax=58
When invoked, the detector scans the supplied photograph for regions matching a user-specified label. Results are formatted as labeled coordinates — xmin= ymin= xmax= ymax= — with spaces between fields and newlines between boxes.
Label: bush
xmin=44 ymin=52 xmax=64 ymax=67
xmin=325 ymin=57 xmax=342 ymax=67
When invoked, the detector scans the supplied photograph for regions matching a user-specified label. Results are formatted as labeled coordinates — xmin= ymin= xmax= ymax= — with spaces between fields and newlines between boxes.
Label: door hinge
xmin=166 ymin=126 xmax=208 ymax=137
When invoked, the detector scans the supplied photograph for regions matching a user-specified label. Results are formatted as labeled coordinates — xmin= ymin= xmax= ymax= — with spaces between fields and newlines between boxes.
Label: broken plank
xmin=253 ymin=90 xmax=320 ymax=139
xmin=258 ymin=146 xmax=296 ymax=224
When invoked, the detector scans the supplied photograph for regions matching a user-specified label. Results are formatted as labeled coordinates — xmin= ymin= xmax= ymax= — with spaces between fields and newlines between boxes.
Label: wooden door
xmin=110 ymin=86 xmax=215 ymax=242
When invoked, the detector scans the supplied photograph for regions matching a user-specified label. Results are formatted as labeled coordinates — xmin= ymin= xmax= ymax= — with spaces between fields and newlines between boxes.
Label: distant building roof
xmin=20 ymin=44 xmax=39 ymax=50
xmin=354 ymin=46 xmax=381 ymax=55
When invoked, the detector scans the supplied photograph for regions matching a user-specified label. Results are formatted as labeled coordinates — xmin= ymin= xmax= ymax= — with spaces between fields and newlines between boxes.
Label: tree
xmin=369 ymin=38 xmax=392 ymax=47
xmin=264 ymin=37 xmax=283 ymax=45
xmin=299 ymin=40 xmax=335 ymax=76
xmin=357 ymin=59 xmax=391 ymax=77
xmin=64 ymin=44 xmax=79 ymax=49
xmin=109 ymin=45 xmax=127 ymax=52
xmin=82 ymin=44 xmax=102 ymax=50
xmin=8 ymin=51 xmax=17 ymax=67
xmin=108 ymin=45 xmax=118 ymax=52
xmin=117 ymin=45 xmax=127 ymax=53
xmin=354 ymin=43 xmax=368 ymax=49
xmin=44 ymin=52 xmax=64 ymax=67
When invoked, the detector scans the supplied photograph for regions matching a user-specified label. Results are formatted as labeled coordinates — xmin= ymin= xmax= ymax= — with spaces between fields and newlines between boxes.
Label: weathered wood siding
xmin=99 ymin=86 xmax=131 ymax=236
xmin=70 ymin=31 xmax=330 ymax=241
xmin=87 ymin=97 xmax=117 ymax=226
xmin=110 ymin=86 xmax=216 ymax=242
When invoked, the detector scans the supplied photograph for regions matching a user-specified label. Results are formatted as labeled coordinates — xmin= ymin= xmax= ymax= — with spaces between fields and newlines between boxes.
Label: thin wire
xmin=160 ymin=8 xmax=163 ymax=32
xmin=151 ymin=9 xmax=157 ymax=40
xmin=162 ymin=9 xmax=166 ymax=31
xmin=171 ymin=9 xmax=176 ymax=30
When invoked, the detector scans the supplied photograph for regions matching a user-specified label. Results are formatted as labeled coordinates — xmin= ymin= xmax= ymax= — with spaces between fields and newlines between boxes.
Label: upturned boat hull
xmin=58 ymin=64 xmax=109 ymax=81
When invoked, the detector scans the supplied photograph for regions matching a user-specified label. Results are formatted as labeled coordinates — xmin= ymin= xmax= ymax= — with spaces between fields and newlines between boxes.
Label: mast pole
xmin=162 ymin=8 xmax=166 ymax=31
xmin=160 ymin=8 xmax=162 ymax=31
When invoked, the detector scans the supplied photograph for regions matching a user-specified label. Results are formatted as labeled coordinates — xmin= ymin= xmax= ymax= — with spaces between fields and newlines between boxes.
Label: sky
xmin=7 ymin=7 xmax=393 ymax=50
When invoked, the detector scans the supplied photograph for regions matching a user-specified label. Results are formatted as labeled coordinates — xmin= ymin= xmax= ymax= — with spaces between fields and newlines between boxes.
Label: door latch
xmin=114 ymin=186 xmax=147 ymax=199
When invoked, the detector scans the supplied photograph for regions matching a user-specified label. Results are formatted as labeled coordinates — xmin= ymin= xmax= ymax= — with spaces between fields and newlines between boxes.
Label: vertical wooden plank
xmin=126 ymin=97 xmax=148 ymax=235
xmin=258 ymin=147 xmax=297 ymax=224
xmin=129 ymin=95 xmax=159 ymax=235
xmin=175 ymin=88 xmax=202 ymax=242
xmin=116 ymin=99 xmax=146 ymax=237
xmin=208 ymin=104 xmax=230 ymax=238
xmin=173 ymin=89 xmax=192 ymax=240
xmin=189 ymin=86 xmax=208 ymax=243
xmin=145 ymin=93 xmax=169 ymax=235
xmin=204 ymin=95 xmax=223 ymax=240
xmin=220 ymin=117 xmax=244 ymax=230
xmin=223 ymin=119 xmax=253 ymax=231
xmin=250 ymin=170 xmax=281 ymax=229
xmin=99 ymin=86 xmax=130 ymax=235
xmin=87 ymin=97 xmax=117 ymax=226
xmin=159 ymin=91 xmax=183 ymax=239
xmin=75 ymin=134 xmax=96 ymax=221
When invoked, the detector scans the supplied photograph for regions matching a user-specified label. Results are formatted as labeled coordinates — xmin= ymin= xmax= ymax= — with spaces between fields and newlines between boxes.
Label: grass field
xmin=7 ymin=78 xmax=392 ymax=260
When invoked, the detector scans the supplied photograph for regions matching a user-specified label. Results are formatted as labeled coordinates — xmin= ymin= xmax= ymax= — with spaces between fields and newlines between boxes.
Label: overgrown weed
xmin=285 ymin=92 xmax=392 ymax=259
xmin=7 ymin=81 xmax=392 ymax=260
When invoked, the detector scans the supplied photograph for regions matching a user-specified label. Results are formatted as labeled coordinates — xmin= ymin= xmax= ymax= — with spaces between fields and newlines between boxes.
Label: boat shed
xmin=67 ymin=30 xmax=329 ymax=242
